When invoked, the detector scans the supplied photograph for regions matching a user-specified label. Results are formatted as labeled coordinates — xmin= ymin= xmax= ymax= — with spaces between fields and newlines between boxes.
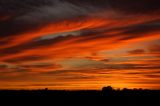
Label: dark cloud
xmin=22 ymin=83 xmax=66 ymax=87
xmin=101 ymin=59 xmax=110 ymax=62
xmin=107 ymin=0 xmax=160 ymax=14
xmin=126 ymin=70 xmax=160 ymax=75
xmin=73 ymin=19 xmax=160 ymax=44
xmin=121 ymin=19 xmax=160 ymax=36
xmin=0 ymin=34 xmax=80 ymax=65
xmin=0 ymin=83 xmax=65 ymax=87
xmin=144 ymin=74 xmax=160 ymax=78
xmin=0 ymin=0 xmax=90 ymax=38
xmin=0 ymin=64 xmax=8 ymax=68
xmin=68 ymin=0 xmax=160 ymax=14
xmin=0 ymin=64 xmax=8 ymax=70
xmin=1 ymin=0 xmax=160 ymax=37
xmin=41 ymin=69 xmax=107 ymax=75
xmin=4 ymin=56 xmax=45 ymax=63
xmin=133 ymin=80 xmax=160 ymax=85
xmin=148 ymin=44 xmax=160 ymax=53
xmin=21 ymin=63 xmax=61 ymax=69
xmin=0 ymin=34 xmax=75 ymax=57
xmin=57 ymin=75 xmax=95 ymax=80
xmin=101 ymin=63 xmax=160 ymax=70
xmin=0 ymin=0 xmax=49 ymax=37
xmin=128 ymin=49 xmax=145 ymax=55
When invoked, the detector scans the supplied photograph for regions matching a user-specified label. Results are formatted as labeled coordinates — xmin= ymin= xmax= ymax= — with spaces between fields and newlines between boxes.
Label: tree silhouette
xmin=102 ymin=86 xmax=113 ymax=92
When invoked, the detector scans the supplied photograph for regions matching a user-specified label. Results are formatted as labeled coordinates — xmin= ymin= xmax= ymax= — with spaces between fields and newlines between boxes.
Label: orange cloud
xmin=0 ymin=17 xmax=107 ymax=49
xmin=0 ymin=7 xmax=160 ymax=90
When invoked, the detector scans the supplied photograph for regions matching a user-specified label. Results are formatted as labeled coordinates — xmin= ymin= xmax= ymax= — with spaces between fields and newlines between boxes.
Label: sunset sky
xmin=0 ymin=0 xmax=160 ymax=90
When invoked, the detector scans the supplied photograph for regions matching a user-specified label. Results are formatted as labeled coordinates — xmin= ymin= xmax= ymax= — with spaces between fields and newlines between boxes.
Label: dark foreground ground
xmin=0 ymin=89 xmax=160 ymax=106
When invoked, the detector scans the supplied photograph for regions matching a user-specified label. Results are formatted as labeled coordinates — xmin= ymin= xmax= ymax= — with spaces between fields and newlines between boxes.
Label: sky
xmin=0 ymin=0 xmax=160 ymax=90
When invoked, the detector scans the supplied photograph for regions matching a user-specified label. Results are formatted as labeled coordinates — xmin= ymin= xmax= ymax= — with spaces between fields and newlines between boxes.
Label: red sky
xmin=0 ymin=0 xmax=160 ymax=90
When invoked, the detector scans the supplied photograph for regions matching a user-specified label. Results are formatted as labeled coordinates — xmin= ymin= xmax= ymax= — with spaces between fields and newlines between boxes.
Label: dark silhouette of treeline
xmin=0 ymin=86 xmax=159 ymax=105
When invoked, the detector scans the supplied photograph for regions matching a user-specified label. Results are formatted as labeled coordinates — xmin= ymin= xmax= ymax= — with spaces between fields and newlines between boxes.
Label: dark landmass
xmin=0 ymin=86 xmax=159 ymax=105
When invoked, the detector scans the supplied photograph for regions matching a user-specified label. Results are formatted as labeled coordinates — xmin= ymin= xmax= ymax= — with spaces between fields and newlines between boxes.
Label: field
xmin=0 ymin=88 xmax=159 ymax=105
